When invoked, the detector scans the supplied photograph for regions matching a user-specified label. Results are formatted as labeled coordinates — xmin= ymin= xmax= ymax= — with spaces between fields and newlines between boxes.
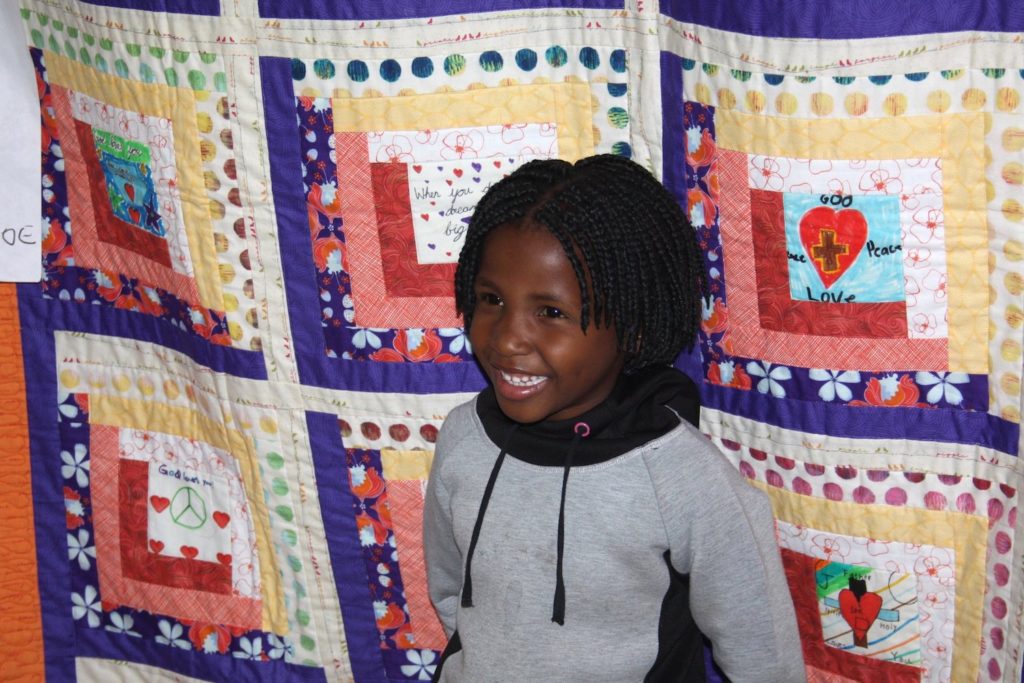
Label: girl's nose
xmin=491 ymin=309 xmax=530 ymax=355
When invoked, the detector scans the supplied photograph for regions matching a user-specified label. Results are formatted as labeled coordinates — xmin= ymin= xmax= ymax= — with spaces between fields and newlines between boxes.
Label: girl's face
xmin=469 ymin=223 xmax=625 ymax=424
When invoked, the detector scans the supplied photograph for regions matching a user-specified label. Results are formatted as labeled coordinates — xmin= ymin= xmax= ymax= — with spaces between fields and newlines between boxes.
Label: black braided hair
xmin=454 ymin=154 xmax=707 ymax=373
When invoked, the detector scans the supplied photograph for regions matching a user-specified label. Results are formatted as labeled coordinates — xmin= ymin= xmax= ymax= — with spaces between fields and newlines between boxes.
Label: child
xmin=423 ymin=155 xmax=803 ymax=681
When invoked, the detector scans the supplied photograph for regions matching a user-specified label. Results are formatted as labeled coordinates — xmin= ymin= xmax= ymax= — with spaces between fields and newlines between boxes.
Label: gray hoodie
xmin=423 ymin=383 xmax=804 ymax=682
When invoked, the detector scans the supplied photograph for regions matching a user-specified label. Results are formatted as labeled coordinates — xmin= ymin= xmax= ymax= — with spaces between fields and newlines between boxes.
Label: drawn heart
xmin=838 ymin=586 xmax=883 ymax=648
xmin=493 ymin=160 xmax=502 ymax=168
xmin=412 ymin=165 xmax=422 ymax=173
xmin=149 ymin=540 xmax=164 ymax=553
xmin=471 ymin=162 xmax=482 ymax=172
xmin=213 ymin=511 xmax=231 ymax=528
xmin=445 ymin=180 xmax=453 ymax=186
xmin=150 ymin=495 xmax=170 ymax=513
xmin=128 ymin=207 xmax=141 ymax=224
xmin=798 ymin=205 xmax=867 ymax=289
xmin=124 ymin=184 xmax=135 ymax=202
xmin=180 ymin=545 xmax=199 ymax=560
xmin=420 ymin=214 xmax=430 ymax=221
xmin=461 ymin=217 xmax=472 ymax=225
xmin=445 ymin=251 xmax=452 ymax=257
xmin=430 ymin=201 xmax=436 ymax=206
xmin=427 ymin=243 xmax=436 ymax=250
xmin=453 ymin=168 xmax=463 ymax=178
xmin=216 ymin=553 xmax=232 ymax=565
xmin=472 ymin=177 xmax=480 ymax=183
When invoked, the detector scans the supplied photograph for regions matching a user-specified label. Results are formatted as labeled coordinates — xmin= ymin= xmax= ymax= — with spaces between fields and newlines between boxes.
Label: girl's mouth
xmin=499 ymin=370 xmax=546 ymax=387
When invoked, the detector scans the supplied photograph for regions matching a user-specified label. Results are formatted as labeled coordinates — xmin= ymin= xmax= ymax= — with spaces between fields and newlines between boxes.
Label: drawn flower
xmin=746 ymin=361 xmax=791 ymax=398
xmin=915 ymin=371 xmax=969 ymax=406
xmin=909 ymin=207 xmax=943 ymax=243
xmin=825 ymin=178 xmax=852 ymax=198
xmin=67 ymin=529 xmax=96 ymax=571
xmin=922 ymin=268 xmax=946 ymax=302
xmin=71 ymin=585 xmax=101 ymax=628
xmin=60 ymin=443 xmax=90 ymax=487
xmin=105 ymin=611 xmax=142 ymax=637
xmin=749 ymin=156 xmax=788 ymax=191
xmin=376 ymin=135 xmax=414 ymax=163
xmin=915 ymin=553 xmax=954 ymax=586
xmin=488 ymin=123 xmax=527 ymax=144
xmin=904 ymin=247 xmax=931 ymax=268
xmin=811 ymin=534 xmax=850 ymax=562
xmin=922 ymin=591 xmax=948 ymax=610
xmin=155 ymin=620 xmax=191 ymax=649
xmin=858 ymin=165 xmax=903 ymax=195
xmin=440 ymin=130 xmax=483 ymax=160
xmin=415 ymin=129 xmax=439 ymax=145
xmin=808 ymin=369 xmax=861 ymax=402
xmin=911 ymin=312 xmax=938 ymax=336
xmin=400 ymin=649 xmax=438 ymax=680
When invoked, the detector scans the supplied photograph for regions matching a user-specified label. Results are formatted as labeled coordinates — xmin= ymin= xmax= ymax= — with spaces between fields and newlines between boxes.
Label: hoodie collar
xmin=475 ymin=364 xmax=700 ymax=466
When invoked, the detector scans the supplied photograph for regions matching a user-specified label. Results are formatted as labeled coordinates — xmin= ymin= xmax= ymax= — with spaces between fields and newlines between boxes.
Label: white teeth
xmin=500 ymin=371 xmax=546 ymax=387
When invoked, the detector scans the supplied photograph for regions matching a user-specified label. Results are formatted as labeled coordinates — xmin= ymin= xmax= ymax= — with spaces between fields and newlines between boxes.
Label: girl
xmin=424 ymin=155 xmax=803 ymax=682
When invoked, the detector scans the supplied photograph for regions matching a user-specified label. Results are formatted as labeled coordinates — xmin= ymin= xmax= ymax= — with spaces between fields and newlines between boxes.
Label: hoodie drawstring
xmin=461 ymin=423 xmax=519 ymax=608
xmin=461 ymin=420 xmax=590 ymax=625
xmin=551 ymin=421 xmax=589 ymax=625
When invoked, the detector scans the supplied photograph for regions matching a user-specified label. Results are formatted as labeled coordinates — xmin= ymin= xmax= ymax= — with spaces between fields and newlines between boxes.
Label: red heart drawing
xmin=149 ymin=539 xmax=164 ymax=553
xmin=180 ymin=545 xmax=199 ymax=560
xmin=216 ymin=553 xmax=233 ymax=565
xmin=838 ymin=586 xmax=883 ymax=648
xmin=493 ymin=160 xmax=502 ymax=168
xmin=213 ymin=511 xmax=231 ymax=528
xmin=798 ymin=205 xmax=867 ymax=289
xmin=453 ymin=168 xmax=463 ymax=178
xmin=150 ymin=495 xmax=170 ymax=513
xmin=128 ymin=207 xmax=141 ymax=224
xmin=445 ymin=179 xmax=453 ymax=186
xmin=412 ymin=165 xmax=422 ymax=173
xmin=420 ymin=213 xmax=430 ymax=221
xmin=124 ymin=184 xmax=136 ymax=202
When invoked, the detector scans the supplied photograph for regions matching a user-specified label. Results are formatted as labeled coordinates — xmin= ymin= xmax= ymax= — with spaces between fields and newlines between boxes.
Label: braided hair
xmin=454 ymin=154 xmax=707 ymax=373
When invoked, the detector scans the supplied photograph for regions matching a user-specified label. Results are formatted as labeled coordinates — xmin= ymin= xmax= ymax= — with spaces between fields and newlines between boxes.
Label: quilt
xmin=3 ymin=1 xmax=1023 ymax=681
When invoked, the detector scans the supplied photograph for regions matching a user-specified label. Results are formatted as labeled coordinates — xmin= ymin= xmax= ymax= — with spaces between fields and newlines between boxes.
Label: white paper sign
xmin=0 ymin=3 xmax=42 ymax=282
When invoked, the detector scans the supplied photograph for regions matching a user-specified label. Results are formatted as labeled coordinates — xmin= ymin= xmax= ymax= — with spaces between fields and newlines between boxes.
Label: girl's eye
xmin=539 ymin=306 xmax=567 ymax=319
xmin=477 ymin=292 xmax=503 ymax=306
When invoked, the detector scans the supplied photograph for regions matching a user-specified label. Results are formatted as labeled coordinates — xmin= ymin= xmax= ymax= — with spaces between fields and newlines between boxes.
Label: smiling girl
xmin=423 ymin=155 xmax=803 ymax=682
